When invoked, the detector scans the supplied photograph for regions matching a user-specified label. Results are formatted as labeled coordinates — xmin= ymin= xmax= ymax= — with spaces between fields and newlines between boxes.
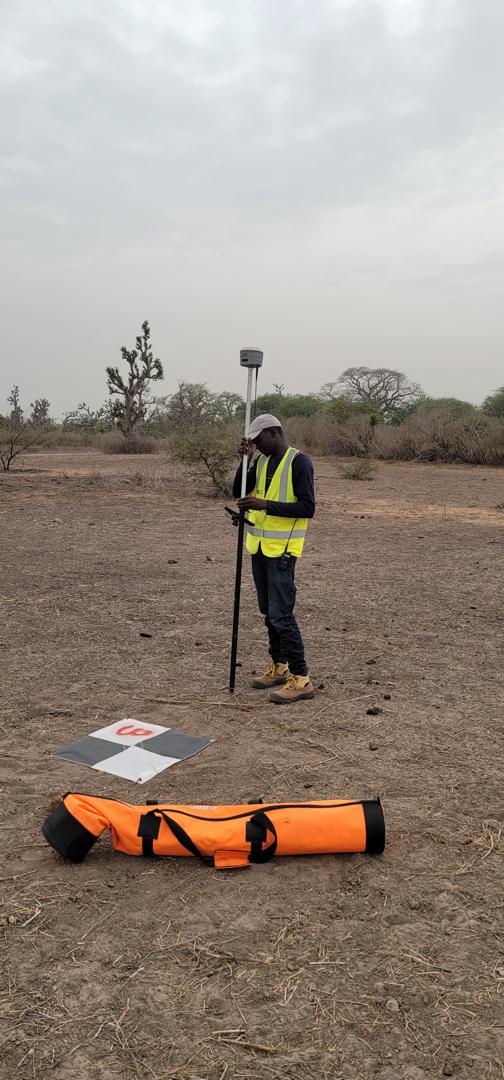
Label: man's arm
xmin=266 ymin=453 xmax=315 ymax=518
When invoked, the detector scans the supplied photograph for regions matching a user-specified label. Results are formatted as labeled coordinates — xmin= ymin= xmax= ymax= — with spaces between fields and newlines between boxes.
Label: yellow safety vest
xmin=245 ymin=446 xmax=308 ymax=558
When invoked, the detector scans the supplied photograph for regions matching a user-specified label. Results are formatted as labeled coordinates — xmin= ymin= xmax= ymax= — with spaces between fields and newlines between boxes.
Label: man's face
xmin=253 ymin=428 xmax=276 ymax=455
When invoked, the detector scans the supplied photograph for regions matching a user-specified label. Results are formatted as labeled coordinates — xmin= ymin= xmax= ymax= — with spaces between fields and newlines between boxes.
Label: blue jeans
xmin=251 ymin=550 xmax=308 ymax=676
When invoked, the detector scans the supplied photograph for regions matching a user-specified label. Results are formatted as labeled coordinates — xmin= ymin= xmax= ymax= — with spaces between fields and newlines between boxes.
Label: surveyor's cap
xmin=247 ymin=413 xmax=282 ymax=440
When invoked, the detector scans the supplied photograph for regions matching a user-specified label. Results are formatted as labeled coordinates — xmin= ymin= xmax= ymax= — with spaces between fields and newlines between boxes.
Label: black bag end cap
xmin=363 ymin=799 xmax=386 ymax=855
xmin=42 ymin=801 xmax=98 ymax=863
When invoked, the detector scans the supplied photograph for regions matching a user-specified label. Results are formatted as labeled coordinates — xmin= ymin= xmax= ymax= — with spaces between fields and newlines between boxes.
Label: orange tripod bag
xmin=42 ymin=792 xmax=385 ymax=869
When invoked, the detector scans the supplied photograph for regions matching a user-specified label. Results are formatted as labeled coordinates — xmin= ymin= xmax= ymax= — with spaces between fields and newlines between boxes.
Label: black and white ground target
xmin=53 ymin=720 xmax=213 ymax=783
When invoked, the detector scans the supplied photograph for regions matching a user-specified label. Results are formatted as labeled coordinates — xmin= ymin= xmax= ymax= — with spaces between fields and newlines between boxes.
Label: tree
xmin=1 ymin=387 xmax=44 ymax=471
xmin=106 ymin=320 xmax=163 ymax=436
xmin=142 ymin=396 xmax=172 ymax=436
xmin=207 ymin=391 xmax=245 ymax=425
xmin=415 ymin=397 xmax=476 ymax=416
xmin=254 ymin=391 xmax=324 ymax=418
xmin=165 ymin=382 xmax=212 ymax=434
xmin=0 ymin=421 xmax=44 ymax=471
xmin=29 ymin=398 xmax=52 ymax=430
xmin=387 ymin=395 xmax=477 ymax=426
xmin=144 ymin=388 xmax=244 ymax=435
xmin=325 ymin=396 xmax=382 ymax=423
xmin=8 ymin=385 xmax=23 ymax=424
xmin=320 ymin=382 xmax=340 ymax=401
xmin=482 ymin=386 xmax=504 ymax=419
xmin=335 ymin=367 xmax=422 ymax=419
xmin=62 ymin=402 xmax=115 ymax=433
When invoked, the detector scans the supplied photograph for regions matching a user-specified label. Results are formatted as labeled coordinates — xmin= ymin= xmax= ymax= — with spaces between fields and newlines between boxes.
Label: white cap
xmin=247 ymin=413 xmax=282 ymax=440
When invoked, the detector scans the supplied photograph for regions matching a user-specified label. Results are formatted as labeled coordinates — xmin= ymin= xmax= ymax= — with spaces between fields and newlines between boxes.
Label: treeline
xmin=12 ymin=382 xmax=504 ymax=436
xmin=3 ymin=380 xmax=504 ymax=474
xmin=1 ymin=318 xmax=504 ymax=471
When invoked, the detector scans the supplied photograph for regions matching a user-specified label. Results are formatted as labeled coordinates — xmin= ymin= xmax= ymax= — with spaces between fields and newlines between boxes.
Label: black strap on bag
xmin=246 ymin=811 xmax=278 ymax=863
xmin=159 ymin=812 xmax=214 ymax=867
xmin=138 ymin=809 xmax=214 ymax=865
xmin=138 ymin=808 xmax=161 ymax=856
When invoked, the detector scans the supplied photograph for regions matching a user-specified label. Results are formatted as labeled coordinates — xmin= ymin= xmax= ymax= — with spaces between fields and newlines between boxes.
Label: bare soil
xmin=1 ymin=451 xmax=503 ymax=1080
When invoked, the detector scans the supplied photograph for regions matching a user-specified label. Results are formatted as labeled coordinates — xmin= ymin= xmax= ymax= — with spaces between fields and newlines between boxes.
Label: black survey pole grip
xmin=229 ymin=508 xmax=245 ymax=693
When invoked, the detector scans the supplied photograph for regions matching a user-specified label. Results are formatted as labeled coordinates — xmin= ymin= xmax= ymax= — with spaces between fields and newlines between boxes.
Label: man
xmin=232 ymin=413 xmax=316 ymax=704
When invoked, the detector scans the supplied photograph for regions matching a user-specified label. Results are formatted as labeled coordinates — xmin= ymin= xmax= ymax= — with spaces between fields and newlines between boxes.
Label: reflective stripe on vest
xmin=246 ymin=528 xmax=307 ymax=539
xmin=245 ymin=446 xmax=309 ymax=558
xmin=279 ymin=447 xmax=298 ymax=501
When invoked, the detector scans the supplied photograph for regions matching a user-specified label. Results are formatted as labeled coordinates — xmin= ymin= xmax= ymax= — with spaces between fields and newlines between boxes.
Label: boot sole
xmin=270 ymin=690 xmax=316 ymax=705
xmin=250 ymin=679 xmax=288 ymax=690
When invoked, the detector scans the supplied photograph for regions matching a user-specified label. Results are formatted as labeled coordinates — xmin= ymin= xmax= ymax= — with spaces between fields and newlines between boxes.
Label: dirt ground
xmin=1 ymin=450 xmax=503 ymax=1080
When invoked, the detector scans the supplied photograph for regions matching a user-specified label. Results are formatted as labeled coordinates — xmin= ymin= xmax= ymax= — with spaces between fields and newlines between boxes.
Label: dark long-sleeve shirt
xmin=232 ymin=450 xmax=315 ymax=519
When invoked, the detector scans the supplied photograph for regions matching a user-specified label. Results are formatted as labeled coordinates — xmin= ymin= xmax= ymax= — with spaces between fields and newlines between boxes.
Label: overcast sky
xmin=2 ymin=0 xmax=503 ymax=417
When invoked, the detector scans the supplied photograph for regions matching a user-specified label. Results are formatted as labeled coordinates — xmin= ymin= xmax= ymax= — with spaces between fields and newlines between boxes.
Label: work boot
xmin=269 ymin=674 xmax=315 ymax=705
xmin=251 ymin=662 xmax=289 ymax=689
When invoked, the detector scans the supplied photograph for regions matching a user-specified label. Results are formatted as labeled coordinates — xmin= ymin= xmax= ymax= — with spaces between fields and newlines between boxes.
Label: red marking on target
xmin=115 ymin=724 xmax=154 ymax=738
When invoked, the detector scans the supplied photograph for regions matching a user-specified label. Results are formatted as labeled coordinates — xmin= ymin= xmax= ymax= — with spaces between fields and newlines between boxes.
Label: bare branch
xmin=0 ymin=422 xmax=44 ymax=471
xmin=336 ymin=366 xmax=422 ymax=418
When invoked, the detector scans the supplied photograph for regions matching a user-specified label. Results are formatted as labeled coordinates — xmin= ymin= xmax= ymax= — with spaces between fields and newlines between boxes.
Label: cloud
xmin=1 ymin=0 xmax=503 ymax=411
xmin=3 ymin=0 xmax=503 ymax=234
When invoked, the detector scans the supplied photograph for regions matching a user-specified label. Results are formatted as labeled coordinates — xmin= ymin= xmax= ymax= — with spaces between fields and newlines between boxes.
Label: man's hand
xmin=238 ymin=496 xmax=267 ymax=511
xmin=237 ymin=438 xmax=254 ymax=461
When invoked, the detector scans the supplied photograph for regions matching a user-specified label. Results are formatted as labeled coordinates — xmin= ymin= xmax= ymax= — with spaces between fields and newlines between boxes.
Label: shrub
xmin=338 ymin=459 xmax=376 ymax=481
xmin=373 ymin=410 xmax=504 ymax=465
xmin=286 ymin=413 xmax=378 ymax=457
xmin=43 ymin=428 xmax=98 ymax=449
xmin=0 ymin=419 xmax=46 ymax=471
xmin=325 ymin=397 xmax=382 ymax=423
xmin=99 ymin=432 xmax=157 ymax=455
xmin=284 ymin=407 xmax=504 ymax=465
xmin=482 ymin=387 xmax=504 ymax=419
xmin=171 ymin=429 xmax=235 ymax=497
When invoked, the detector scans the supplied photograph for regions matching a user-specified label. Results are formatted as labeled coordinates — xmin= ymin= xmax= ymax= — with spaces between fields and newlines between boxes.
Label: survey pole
xmin=229 ymin=348 xmax=263 ymax=694
xmin=241 ymin=367 xmax=254 ymax=496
